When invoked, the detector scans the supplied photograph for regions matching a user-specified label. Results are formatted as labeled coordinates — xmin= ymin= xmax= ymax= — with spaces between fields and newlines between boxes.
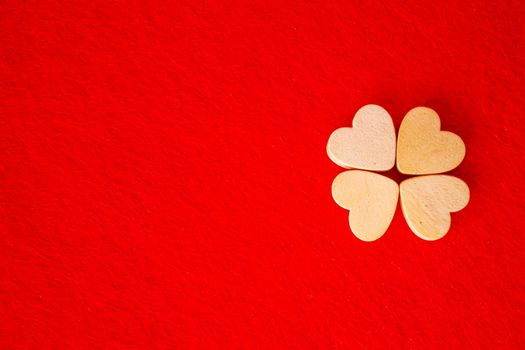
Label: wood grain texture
xmin=397 ymin=107 xmax=465 ymax=175
xmin=332 ymin=170 xmax=399 ymax=241
xmin=400 ymin=175 xmax=470 ymax=241
xmin=327 ymin=104 xmax=396 ymax=171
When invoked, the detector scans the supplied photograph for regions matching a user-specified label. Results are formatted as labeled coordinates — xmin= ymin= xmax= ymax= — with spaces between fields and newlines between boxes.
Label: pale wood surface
xmin=327 ymin=104 xmax=396 ymax=171
xmin=400 ymin=175 xmax=469 ymax=241
xmin=332 ymin=170 xmax=399 ymax=241
xmin=397 ymin=107 xmax=465 ymax=175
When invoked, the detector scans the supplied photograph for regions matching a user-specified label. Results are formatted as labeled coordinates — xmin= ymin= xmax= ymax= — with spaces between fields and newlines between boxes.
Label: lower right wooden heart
xmin=400 ymin=175 xmax=470 ymax=241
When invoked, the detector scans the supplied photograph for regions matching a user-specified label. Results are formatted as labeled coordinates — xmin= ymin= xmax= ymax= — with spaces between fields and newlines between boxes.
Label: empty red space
xmin=1 ymin=1 xmax=524 ymax=348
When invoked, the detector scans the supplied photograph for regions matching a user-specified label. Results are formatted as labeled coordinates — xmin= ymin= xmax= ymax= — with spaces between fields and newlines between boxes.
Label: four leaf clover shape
xmin=327 ymin=105 xmax=470 ymax=242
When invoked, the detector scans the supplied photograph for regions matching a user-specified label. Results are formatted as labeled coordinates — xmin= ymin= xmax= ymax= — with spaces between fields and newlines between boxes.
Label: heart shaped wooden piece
xmin=332 ymin=170 xmax=399 ymax=241
xmin=397 ymin=107 xmax=465 ymax=175
xmin=400 ymin=175 xmax=469 ymax=241
xmin=327 ymin=104 xmax=396 ymax=171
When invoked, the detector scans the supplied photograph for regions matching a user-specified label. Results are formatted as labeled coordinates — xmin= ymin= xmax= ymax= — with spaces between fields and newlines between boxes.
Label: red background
xmin=1 ymin=1 xmax=524 ymax=348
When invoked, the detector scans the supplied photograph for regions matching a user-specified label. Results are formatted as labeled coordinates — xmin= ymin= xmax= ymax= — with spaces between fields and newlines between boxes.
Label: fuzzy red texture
xmin=1 ymin=1 xmax=524 ymax=348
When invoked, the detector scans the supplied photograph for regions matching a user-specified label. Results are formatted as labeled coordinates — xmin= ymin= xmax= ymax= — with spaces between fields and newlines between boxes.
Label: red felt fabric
xmin=1 ymin=1 xmax=524 ymax=348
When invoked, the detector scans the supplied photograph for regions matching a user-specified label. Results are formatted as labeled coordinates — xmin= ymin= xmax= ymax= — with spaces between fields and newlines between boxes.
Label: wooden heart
xmin=327 ymin=104 xmax=396 ymax=171
xmin=397 ymin=107 xmax=465 ymax=175
xmin=400 ymin=175 xmax=469 ymax=241
xmin=332 ymin=170 xmax=399 ymax=241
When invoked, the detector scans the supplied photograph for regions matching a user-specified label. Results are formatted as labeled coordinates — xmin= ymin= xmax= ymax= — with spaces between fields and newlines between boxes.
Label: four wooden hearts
xmin=327 ymin=105 xmax=469 ymax=241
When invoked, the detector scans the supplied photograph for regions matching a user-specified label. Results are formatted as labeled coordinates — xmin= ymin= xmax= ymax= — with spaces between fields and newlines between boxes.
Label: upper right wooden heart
xmin=397 ymin=107 xmax=466 ymax=175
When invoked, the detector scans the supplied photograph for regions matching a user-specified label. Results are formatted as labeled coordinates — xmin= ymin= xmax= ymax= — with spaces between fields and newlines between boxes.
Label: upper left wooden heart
xmin=327 ymin=104 xmax=396 ymax=171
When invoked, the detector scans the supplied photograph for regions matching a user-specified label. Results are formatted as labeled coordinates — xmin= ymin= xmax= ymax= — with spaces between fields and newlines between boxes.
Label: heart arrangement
xmin=327 ymin=105 xmax=469 ymax=242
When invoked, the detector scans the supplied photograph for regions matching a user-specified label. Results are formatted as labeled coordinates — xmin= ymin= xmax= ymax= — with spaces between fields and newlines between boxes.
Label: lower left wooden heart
xmin=332 ymin=170 xmax=399 ymax=241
